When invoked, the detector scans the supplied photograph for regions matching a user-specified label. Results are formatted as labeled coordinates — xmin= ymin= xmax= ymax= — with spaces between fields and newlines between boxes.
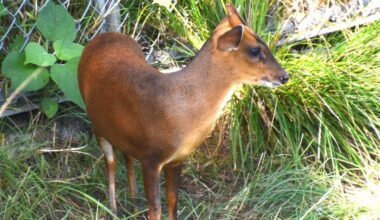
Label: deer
xmin=78 ymin=4 xmax=288 ymax=220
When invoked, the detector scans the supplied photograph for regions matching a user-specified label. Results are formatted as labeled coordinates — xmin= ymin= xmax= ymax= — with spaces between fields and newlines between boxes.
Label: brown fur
xmin=78 ymin=4 xmax=288 ymax=220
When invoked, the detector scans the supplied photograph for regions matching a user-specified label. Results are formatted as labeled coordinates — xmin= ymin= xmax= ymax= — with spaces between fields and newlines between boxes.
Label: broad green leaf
xmin=50 ymin=57 xmax=85 ymax=109
xmin=0 ymin=3 xmax=7 ymax=17
xmin=53 ymin=40 xmax=84 ymax=61
xmin=41 ymin=98 xmax=58 ymax=118
xmin=25 ymin=42 xmax=56 ymax=67
xmin=36 ymin=1 xmax=76 ymax=41
xmin=1 ymin=51 xmax=49 ymax=91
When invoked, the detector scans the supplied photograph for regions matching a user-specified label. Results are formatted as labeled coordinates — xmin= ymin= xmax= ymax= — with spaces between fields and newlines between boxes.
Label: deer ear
xmin=217 ymin=25 xmax=244 ymax=51
xmin=226 ymin=4 xmax=246 ymax=26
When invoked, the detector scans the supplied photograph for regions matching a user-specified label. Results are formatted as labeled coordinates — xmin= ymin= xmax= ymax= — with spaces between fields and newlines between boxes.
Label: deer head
xmin=212 ymin=4 xmax=289 ymax=87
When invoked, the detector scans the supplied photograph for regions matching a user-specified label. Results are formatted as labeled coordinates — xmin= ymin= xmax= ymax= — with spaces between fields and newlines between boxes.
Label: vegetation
xmin=1 ymin=0 xmax=379 ymax=219
xmin=1 ymin=1 xmax=84 ymax=118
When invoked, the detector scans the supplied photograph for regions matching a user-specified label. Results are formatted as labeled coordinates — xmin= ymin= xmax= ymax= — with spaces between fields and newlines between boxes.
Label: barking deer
xmin=78 ymin=4 xmax=288 ymax=220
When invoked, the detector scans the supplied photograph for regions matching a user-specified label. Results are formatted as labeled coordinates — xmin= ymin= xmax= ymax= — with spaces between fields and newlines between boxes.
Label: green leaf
xmin=36 ymin=1 xmax=76 ymax=41
xmin=50 ymin=57 xmax=85 ymax=109
xmin=1 ymin=51 xmax=49 ymax=91
xmin=25 ymin=42 xmax=56 ymax=67
xmin=53 ymin=40 xmax=84 ymax=61
xmin=41 ymin=98 xmax=58 ymax=118
xmin=0 ymin=3 xmax=8 ymax=17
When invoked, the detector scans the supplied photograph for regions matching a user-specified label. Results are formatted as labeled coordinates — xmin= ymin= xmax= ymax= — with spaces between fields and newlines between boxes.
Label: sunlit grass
xmin=231 ymin=21 xmax=380 ymax=175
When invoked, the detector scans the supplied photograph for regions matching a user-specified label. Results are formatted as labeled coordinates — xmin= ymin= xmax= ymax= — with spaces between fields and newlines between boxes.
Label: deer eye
xmin=248 ymin=47 xmax=261 ymax=58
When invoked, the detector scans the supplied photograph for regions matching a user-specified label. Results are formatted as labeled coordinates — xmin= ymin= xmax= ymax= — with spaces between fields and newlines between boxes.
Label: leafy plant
xmin=40 ymin=97 xmax=58 ymax=118
xmin=1 ymin=1 xmax=85 ymax=118
xmin=53 ymin=40 xmax=84 ymax=61
xmin=50 ymin=57 xmax=84 ymax=108
xmin=35 ymin=1 xmax=77 ymax=42
xmin=24 ymin=42 xmax=57 ymax=67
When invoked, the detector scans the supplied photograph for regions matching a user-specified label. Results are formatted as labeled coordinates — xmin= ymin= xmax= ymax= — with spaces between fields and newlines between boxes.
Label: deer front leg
xmin=142 ymin=162 xmax=162 ymax=220
xmin=164 ymin=164 xmax=182 ymax=220
xmin=124 ymin=154 xmax=139 ymax=213
xmin=97 ymin=136 xmax=117 ymax=213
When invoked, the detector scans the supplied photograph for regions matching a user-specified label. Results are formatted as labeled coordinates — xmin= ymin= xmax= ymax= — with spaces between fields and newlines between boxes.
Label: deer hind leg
xmin=96 ymin=136 xmax=117 ymax=213
xmin=124 ymin=154 xmax=139 ymax=213
xmin=164 ymin=163 xmax=182 ymax=220
xmin=141 ymin=162 xmax=162 ymax=220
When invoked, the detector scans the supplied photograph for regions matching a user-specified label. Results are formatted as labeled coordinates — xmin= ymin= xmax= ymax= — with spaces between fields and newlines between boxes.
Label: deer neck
xmin=175 ymin=41 xmax=239 ymax=122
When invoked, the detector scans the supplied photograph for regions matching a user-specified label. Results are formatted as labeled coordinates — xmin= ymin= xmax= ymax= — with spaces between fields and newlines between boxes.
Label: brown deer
xmin=78 ymin=4 xmax=288 ymax=220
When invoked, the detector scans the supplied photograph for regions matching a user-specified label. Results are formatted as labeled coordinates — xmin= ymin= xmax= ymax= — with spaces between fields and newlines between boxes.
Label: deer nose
xmin=280 ymin=74 xmax=289 ymax=84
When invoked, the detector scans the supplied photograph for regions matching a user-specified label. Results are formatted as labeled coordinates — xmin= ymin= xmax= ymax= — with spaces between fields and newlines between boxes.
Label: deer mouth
xmin=259 ymin=80 xmax=282 ymax=88
xmin=259 ymin=73 xmax=289 ymax=88
xmin=259 ymin=76 xmax=282 ymax=88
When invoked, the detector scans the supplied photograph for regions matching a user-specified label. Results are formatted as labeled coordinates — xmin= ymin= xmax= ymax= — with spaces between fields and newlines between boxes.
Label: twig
xmin=277 ymin=13 xmax=380 ymax=46
xmin=37 ymin=145 xmax=96 ymax=159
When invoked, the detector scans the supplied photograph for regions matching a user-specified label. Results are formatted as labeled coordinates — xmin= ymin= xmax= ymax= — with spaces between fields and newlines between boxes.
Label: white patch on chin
xmin=259 ymin=80 xmax=282 ymax=88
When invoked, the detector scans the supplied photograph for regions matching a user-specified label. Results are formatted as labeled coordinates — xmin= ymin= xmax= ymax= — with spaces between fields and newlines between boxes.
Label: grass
xmin=1 ymin=0 xmax=380 ymax=219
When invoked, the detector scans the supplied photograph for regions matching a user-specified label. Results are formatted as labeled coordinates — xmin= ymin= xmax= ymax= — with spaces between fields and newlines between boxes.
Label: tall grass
xmin=229 ymin=21 xmax=380 ymax=175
